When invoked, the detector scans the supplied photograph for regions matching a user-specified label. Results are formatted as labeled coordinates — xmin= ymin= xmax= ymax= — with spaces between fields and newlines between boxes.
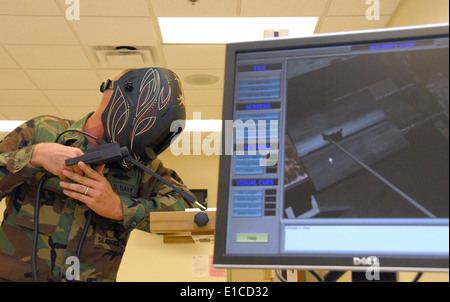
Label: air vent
xmin=92 ymin=46 xmax=154 ymax=68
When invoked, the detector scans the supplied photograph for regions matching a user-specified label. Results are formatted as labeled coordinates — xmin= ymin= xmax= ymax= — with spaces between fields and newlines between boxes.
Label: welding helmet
xmin=100 ymin=67 xmax=186 ymax=159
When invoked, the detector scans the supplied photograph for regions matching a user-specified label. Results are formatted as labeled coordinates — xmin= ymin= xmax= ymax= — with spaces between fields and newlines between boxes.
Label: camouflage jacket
xmin=0 ymin=114 xmax=192 ymax=282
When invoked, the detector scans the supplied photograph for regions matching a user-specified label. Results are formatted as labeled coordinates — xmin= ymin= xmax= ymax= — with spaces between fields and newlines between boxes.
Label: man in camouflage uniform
xmin=0 ymin=68 xmax=194 ymax=282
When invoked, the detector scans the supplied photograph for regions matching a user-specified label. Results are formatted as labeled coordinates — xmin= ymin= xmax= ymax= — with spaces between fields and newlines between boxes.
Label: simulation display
xmin=214 ymin=24 xmax=449 ymax=272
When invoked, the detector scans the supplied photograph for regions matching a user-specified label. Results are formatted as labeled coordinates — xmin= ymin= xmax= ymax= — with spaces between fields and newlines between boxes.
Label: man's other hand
xmin=30 ymin=143 xmax=84 ymax=179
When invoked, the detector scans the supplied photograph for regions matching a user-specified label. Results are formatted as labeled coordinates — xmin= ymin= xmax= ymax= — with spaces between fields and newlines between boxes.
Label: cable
xmin=412 ymin=272 xmax=423 ymax=282
xmin=32 ymin=130 xmax=102 ymax=282
xmin=125 ymin=156 xmax=206 ymax=211
xmin=56 ymin=130 xmax=99 ymax=266
xmin=55 ymin=129 xmax=106 ymax=146
xmin=308 ymin=270 xmax=324 ymax=282
xmin=33 ymin=174 xmax=92 ymax=282
xmin=76 ymin=210 xmax=92 ymax=260
xmin=32 ymin=173 xmax=48 ymax=282
xmin=323 ymin=270 xmax=346 ymax=282
xmin=275 ymin=269 xmax=288 ymax=282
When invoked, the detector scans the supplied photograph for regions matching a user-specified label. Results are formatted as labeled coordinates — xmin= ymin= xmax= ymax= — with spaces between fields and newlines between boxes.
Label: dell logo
xmin=353 ymin=256 xmax=380 ymax=266
xmin=353 ymin=256 xmax=380 ymax=281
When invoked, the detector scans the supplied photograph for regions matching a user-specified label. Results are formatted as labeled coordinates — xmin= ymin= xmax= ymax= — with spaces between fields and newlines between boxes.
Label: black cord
xmin=323 ymin=271 xmax=346 ymax=282
xmin=308 ymin=270 xmax=324 ymax=282
xmin=32 ymin=130 xmax=102 ymax=282
xmin=76 ymin=210 xmax=92 ymax=260
xmin=32 ymin=173 xmax=48 ymax=282
xmin=275 ymin=269 xmax=288 ymax=282
xmin=55 ymin=129 xmax=106 ymax=146
xmin=125 ymin=156 xmax=206 ymax=211
xmin=412 ymin=272 xmax=423 ymax=282
xmin=55 ymin=129 xmax=99 ymax=263
xmin=59 ymin=129 xmax=98 ymax=280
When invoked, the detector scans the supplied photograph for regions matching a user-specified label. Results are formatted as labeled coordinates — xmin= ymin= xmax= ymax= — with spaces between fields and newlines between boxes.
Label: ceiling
xmin=0 ymin=0 xmax=406 ymax=134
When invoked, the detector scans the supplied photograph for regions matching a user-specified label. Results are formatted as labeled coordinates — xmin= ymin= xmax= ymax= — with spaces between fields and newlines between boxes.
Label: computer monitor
xmin=214 ymin=24 xmax=449 ymax=274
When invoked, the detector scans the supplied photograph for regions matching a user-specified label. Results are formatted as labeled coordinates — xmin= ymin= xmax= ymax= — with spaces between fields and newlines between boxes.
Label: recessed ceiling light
xmin=184 ymin=74 xmax=220 ymax=86
xmin=158 ymin=17 xmax=318 ymax=44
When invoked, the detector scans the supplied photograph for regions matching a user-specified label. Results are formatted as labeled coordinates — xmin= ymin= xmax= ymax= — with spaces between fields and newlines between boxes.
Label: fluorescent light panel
xmin=159 ymin=17 xmax=318 ymax=44
xmin=0 ymin=121 xmax=25 ymax=132
xmin=0 ymin=120 xmax=222 ymax=132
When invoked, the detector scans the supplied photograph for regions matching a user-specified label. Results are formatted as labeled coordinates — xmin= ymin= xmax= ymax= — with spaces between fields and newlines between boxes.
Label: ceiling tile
xmin=0 ymin=69 xmax=36 ymax=89
xmin=45 ymin=90 xmax=101 ymax=107
xmin=184 ymin=89 xmax=224 ymax=107
xmin=240 ymin=0 xmax=329 ymax=17
xmin=318 ymin=16 xmax=391 ymax=33
xmin=163 ymin=45 xmax=226 ymax=70
xmin=0 ymin=0 xmax=61 ymax=16
xmin=151 ymin=0 xmax=238 ymax=17
xmin=71 ymin=17 xmax=158 ymax=46
xmin=0 ymin=16 xmax=78 ymax=45
xmin=5 ymin=45 xmax=92 ymax=69
xmin=26 ymin=70 xmax=99 ymax=90
xmin=56 ymin=0 xmax=150 ymax=17
xmin=327 ymin=0 xmax=402 ymax=16
xmin=0 ymin=47 xmax=19 ymax=68
xmin=0 ymin=90 xmax=52 ymax=106
xmin=0 ymin=106 xmax=61 ymax=120
xmin=97 ymin=69 xmax=127 ymax=81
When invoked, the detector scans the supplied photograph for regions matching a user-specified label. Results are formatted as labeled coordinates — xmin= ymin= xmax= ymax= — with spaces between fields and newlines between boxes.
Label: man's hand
xmin=30 ymin=143 xmax=84 ymax=179
xmin=59 ymin=162 xmax=124 ymax=221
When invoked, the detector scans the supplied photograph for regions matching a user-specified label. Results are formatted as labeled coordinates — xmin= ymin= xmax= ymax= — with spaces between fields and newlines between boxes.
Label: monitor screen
xmin=214 ymin=24 xmax=449 ymax=273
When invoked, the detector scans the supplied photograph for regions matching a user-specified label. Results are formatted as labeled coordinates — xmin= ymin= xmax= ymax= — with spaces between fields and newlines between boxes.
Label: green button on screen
xmin=236 ymin=234 xmax=269 ymax=243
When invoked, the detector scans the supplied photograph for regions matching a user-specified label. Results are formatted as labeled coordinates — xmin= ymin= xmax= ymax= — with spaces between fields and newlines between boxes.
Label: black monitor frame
xmin=214 ymin=24 xmax=449 ymax=273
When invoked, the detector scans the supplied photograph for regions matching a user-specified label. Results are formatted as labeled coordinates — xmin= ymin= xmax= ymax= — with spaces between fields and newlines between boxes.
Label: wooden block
xmin=150 ymin=210 xmax=216 ymax=234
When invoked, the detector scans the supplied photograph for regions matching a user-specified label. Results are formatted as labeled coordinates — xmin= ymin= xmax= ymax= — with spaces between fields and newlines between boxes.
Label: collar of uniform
xmin=60 ymin=112 xmax=94 ymax=147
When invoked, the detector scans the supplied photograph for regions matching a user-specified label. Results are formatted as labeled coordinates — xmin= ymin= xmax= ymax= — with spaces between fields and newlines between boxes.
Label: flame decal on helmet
xmin=174 ymin=73 xmax=185 ymax=106
xmin=158 ymin=86 xmax=171 ymax=110
xmin=130 ymin=68 xmax=171 ymax=151
xmin=106 ymin=86 xmax=130 ymax=144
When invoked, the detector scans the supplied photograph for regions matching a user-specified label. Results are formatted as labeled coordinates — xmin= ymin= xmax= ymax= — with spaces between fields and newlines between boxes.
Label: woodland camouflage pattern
xmin=0 ymin=114 xmax=193 ymax=282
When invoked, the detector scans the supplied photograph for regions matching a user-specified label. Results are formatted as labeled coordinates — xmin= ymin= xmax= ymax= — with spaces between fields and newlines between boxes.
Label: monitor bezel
xmin=214 ymin=23 xmax=450 ymax=273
